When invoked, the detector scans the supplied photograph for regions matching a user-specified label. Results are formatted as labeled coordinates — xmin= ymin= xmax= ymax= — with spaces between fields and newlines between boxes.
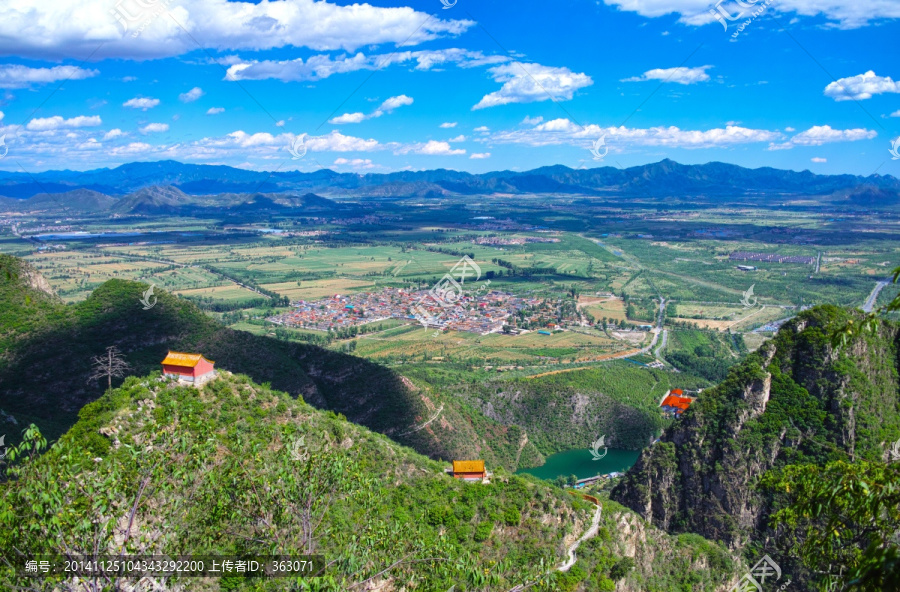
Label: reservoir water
xmin=516 ymin=448 xmax=640 ymax=481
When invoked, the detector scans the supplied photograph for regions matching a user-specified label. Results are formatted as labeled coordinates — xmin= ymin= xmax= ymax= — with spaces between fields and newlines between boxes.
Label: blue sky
xmin=0 ymin=0 xmax=897 ymax=175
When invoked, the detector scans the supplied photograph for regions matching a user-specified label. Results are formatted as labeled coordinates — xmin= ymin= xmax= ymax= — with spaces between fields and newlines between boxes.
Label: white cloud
xmin=522 ymin=116 xmax=543 ymax=126
xmin=474 ymin=126 xmax=490 ymax=133
xmin=26 ymin=115 xmax=102 ymax=131
xmin=624 ymin=65 xmax=712 ymax=85
xmin=333 ymin=157 xmax=375 ymax=169
xmin=140 ymin=123 xmax=169 ymax=133
xmin=330 ymin=112 xmax=367 ymax=124
xmin=110 ymin=142 xmax=153 ymax=155
xmin=600 ymin=0 xmax=900 ymax=29
xmin=214 ymin=129 xmax=387 ymax=154
xmin=206 ymin=107 xmax=225 ymax=115
xmin=378 ymin=95 xmax=413 ymax=112
xmin=811 ymin=157 xmax=827 ymax=163
xmin=330 ymin=95 xmax=413 ymax=124
xmin=440 ymin=122 xmax=458 ymax=128
xmin=226 ymin=49 xmax=506 ymax=83
xmin=824 ymin=71 xmax=900 ymax=101
xmin=179 ymin=87 xmax=204 ymax=102
xmin=398 ymin=140 xmax=465 ymax=156
xmin=0 ymin=64 xmax=98 ymax=89
xmin=448 ymin=135 xmax=466 ymax=142
xmin=768 ymin=125 xmax=877 ymax=149
xmin=890 ymin=110 xmax=900 ymax=118
xmin=489 ymin=117 xmax=782 ymax=149
xmin=0 ymin=0 xmax=474 ymax=61
xmin=0 ymin=124 xmax=444 ymax=169
xmin=473 ymin=62 xmax=593 ymax=110
xmin=470 ymin=152 xmax=491 ymax=159
xmin=123 ymin=97 xmax=160 ymax=110
xmin=76 ymin=138 xmax=102 ymax=150
xmin=307 ymin=131 xmax=386 ymax=152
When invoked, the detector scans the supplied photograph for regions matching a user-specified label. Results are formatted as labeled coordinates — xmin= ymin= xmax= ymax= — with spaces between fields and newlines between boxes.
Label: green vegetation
xmin=763 ymin=460 xmax=900 ymax=592
xmin=453 ymin=363 xmax=709 ymax=459
xmin=665 ymin=329 xmax=745 ymax=382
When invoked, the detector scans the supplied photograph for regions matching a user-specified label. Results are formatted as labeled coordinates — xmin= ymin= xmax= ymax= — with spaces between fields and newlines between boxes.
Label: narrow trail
xmin=526 ymin=349 xmax=644 ymax=378
xmin=724 ymin=304 xmax=769 ymax=329
xmin=558 ymin=503 xmax=603 ymax=572
xmin=399 ymin=404 xmax=444 ymax=436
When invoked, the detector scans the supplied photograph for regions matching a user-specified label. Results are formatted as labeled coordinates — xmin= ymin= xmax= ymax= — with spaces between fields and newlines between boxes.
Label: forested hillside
xmin=449 ymin=366 xmax=709 ymax=456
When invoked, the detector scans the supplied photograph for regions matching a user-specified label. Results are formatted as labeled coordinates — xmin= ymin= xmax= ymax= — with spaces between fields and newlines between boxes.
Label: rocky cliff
xmin=612 ymin=305 xmax=900 ymax=554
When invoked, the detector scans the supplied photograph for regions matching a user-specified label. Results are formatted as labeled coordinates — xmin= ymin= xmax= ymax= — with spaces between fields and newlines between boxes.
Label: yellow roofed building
xmin=161 ymin=351 xmax=216 ymax=385
xmin=451 ymin=460 xmax=486 ymax=481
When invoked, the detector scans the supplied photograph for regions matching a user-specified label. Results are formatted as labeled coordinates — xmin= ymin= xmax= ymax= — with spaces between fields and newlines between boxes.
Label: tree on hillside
xmin=88 ymin=346 xmax=132 ymax=390
xmin=763 ymin=460 xmax=900 ymax=591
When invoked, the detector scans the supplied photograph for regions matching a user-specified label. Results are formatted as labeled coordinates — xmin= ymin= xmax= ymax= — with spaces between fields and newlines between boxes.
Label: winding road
xmin=863 ymin=280 xmax=891 ymax=313
xmin=558 ymin=504 xmax=603 ymax=572
xmin=641 ymin=297 xmax=666 ymax=355
xmin=653 ymin=329 xmax=668 ymax=359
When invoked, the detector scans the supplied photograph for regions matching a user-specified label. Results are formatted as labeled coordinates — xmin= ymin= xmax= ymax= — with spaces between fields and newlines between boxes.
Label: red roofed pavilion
xmin=660 ymin=394 xmax=693 ymax=415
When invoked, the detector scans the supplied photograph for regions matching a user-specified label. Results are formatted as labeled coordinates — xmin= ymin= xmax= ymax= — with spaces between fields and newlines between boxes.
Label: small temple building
xmin=660 ymin=388 xmax=694 ymax=417
xmin=161 ymin=351 xmax=216 ymax=385
xmin=451 ymin=460 xmax=487 ymax=481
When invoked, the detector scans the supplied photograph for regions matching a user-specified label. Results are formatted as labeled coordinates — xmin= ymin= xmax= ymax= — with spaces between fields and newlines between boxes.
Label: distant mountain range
xmin=0 ymin=159 xmax=898 ymax=204
xmin=0 ymin=186 xmax=345 ymax=216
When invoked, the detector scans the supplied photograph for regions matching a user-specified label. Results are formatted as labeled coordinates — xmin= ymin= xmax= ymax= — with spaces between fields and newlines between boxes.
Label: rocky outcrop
xmin=606 ymin=507 xmax=745 ymax=592
xmin=22 ymin=266 xmax=56 ymax=298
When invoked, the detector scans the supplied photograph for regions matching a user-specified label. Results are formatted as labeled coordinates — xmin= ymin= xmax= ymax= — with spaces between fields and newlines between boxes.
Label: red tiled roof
xmin=661 ymin=395 xmax=692 ymax=410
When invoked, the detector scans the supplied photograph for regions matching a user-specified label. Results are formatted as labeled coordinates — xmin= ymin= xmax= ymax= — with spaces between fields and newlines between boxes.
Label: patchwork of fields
xmin=2 ymin=199 xmax=896 ymax=383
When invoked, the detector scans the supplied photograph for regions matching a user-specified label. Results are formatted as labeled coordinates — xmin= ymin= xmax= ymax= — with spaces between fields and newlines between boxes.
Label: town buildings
xmin=267 ymin=288 xmax=548 ymax=336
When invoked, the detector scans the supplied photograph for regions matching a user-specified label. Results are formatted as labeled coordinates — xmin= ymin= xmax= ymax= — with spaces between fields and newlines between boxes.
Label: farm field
xmin=261 ymin=278 xmax=377 ymax=300
xmin=579 ymin=295 xmax=628 ymax=322
xmin=174 ymin=284 xmax=263 ymax=303
xmin=348 ymin=322 xmax=628 ymax=366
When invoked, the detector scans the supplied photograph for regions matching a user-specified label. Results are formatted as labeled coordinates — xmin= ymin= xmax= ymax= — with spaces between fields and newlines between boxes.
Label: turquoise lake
xmin=516 ymin=448 xmax=640 ymax=481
